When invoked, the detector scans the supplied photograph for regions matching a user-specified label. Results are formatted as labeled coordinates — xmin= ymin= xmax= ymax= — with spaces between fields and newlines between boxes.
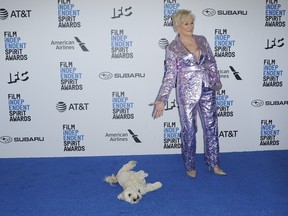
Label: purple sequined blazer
xmin=156 ymin=34 xmax=222 ymax=105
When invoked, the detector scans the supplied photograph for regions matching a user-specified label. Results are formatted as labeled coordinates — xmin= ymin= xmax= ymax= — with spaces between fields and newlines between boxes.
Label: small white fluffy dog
xmin=104 ymin=160 xmax=162 ymax=204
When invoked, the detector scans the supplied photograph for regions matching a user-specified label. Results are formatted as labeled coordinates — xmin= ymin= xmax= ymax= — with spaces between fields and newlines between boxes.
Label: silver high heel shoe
xmin=209 ymin=166 xmax=226 ymax=176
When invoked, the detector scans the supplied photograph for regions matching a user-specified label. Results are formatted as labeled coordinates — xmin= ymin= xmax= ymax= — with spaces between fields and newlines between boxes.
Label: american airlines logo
xmin=128 ymin=129 xmax=141 ymax=143
xmin=74 ymin=37 xmax=89 ymax=51
xmin=229 ymin=66 xmax=242 ymax=80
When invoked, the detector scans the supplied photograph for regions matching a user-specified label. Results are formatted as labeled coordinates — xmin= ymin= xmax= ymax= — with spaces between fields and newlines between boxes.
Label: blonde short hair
xmin=172 ymin=9 xmax=195 ymax=33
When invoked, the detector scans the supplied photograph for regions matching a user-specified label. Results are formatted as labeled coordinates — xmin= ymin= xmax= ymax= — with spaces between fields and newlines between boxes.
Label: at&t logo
xmin=56 ymin=102 xmax=89 ymax=112
xmin=0 ymin=8 xmax=32 ymax=20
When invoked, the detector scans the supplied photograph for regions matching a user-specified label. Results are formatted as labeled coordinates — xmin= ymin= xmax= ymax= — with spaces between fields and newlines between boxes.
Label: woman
xmin=151 ymin=9 xmax=226 ymax=178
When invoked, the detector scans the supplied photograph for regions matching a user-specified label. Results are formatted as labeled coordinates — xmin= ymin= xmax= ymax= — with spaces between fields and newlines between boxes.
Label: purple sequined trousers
xmin=156 ymin=34 xmax=222 ymax=171
xmin=179 ymin=85 xmax=219 ymax=170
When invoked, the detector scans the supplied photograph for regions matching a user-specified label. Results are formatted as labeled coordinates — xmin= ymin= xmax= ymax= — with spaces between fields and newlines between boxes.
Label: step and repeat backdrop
xmin=0 ymin=0 xmax=287 ymax=158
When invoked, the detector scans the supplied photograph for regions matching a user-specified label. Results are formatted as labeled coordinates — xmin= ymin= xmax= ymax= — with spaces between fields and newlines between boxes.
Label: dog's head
xmin=117 ymin=187 xmax=142 ymax=204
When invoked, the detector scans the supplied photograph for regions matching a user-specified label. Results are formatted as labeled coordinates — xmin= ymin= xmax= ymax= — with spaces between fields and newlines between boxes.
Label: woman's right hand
xmin=149 ymin=101 xmax=165 ymax=119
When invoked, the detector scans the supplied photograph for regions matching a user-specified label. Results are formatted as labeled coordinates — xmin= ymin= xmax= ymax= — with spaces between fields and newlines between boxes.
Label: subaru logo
xmin=99 ymin=72 xmax=113 ymax=80
xmin=202 ymin=8 xmax=216 ymax=17
xmin=251 ymin=99 xmax=264 ymax=107
xmin=0 ymin=136 xmax=13 ymax=144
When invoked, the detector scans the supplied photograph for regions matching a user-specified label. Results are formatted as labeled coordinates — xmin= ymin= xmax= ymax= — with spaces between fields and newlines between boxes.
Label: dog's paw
xmin=104 ymin=174 xmax=118 ymax=185
xmin=129 ymin=160 xmax=137 ymax=166
xmin=138 ymin=170 xmax=148 ymax=177
xmin=154 ymin=181 xmax=162 ymax=188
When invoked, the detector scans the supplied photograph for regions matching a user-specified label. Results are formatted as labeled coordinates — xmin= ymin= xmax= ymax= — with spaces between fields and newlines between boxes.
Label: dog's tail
xmin=104 ymin=174 xmax=118 ymax=185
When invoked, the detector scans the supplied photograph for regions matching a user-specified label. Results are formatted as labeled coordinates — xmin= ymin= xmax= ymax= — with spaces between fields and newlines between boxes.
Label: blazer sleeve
xmin=156 ymin=46 xmax=178 ymax=103
xmin=204 ymin=36 xmax=222 ymax=91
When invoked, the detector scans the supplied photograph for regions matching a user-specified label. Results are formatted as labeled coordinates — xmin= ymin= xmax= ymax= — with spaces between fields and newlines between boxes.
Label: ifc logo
xmin=0 ymin=8 xmax=9 ymax=20
xmin=56 ymin=101 xmax=67 ymax=112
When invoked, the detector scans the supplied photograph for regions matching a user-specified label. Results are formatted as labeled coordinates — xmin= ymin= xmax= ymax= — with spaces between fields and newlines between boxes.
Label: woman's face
xmin=177 ymin=16 xmax=194 ymax=37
